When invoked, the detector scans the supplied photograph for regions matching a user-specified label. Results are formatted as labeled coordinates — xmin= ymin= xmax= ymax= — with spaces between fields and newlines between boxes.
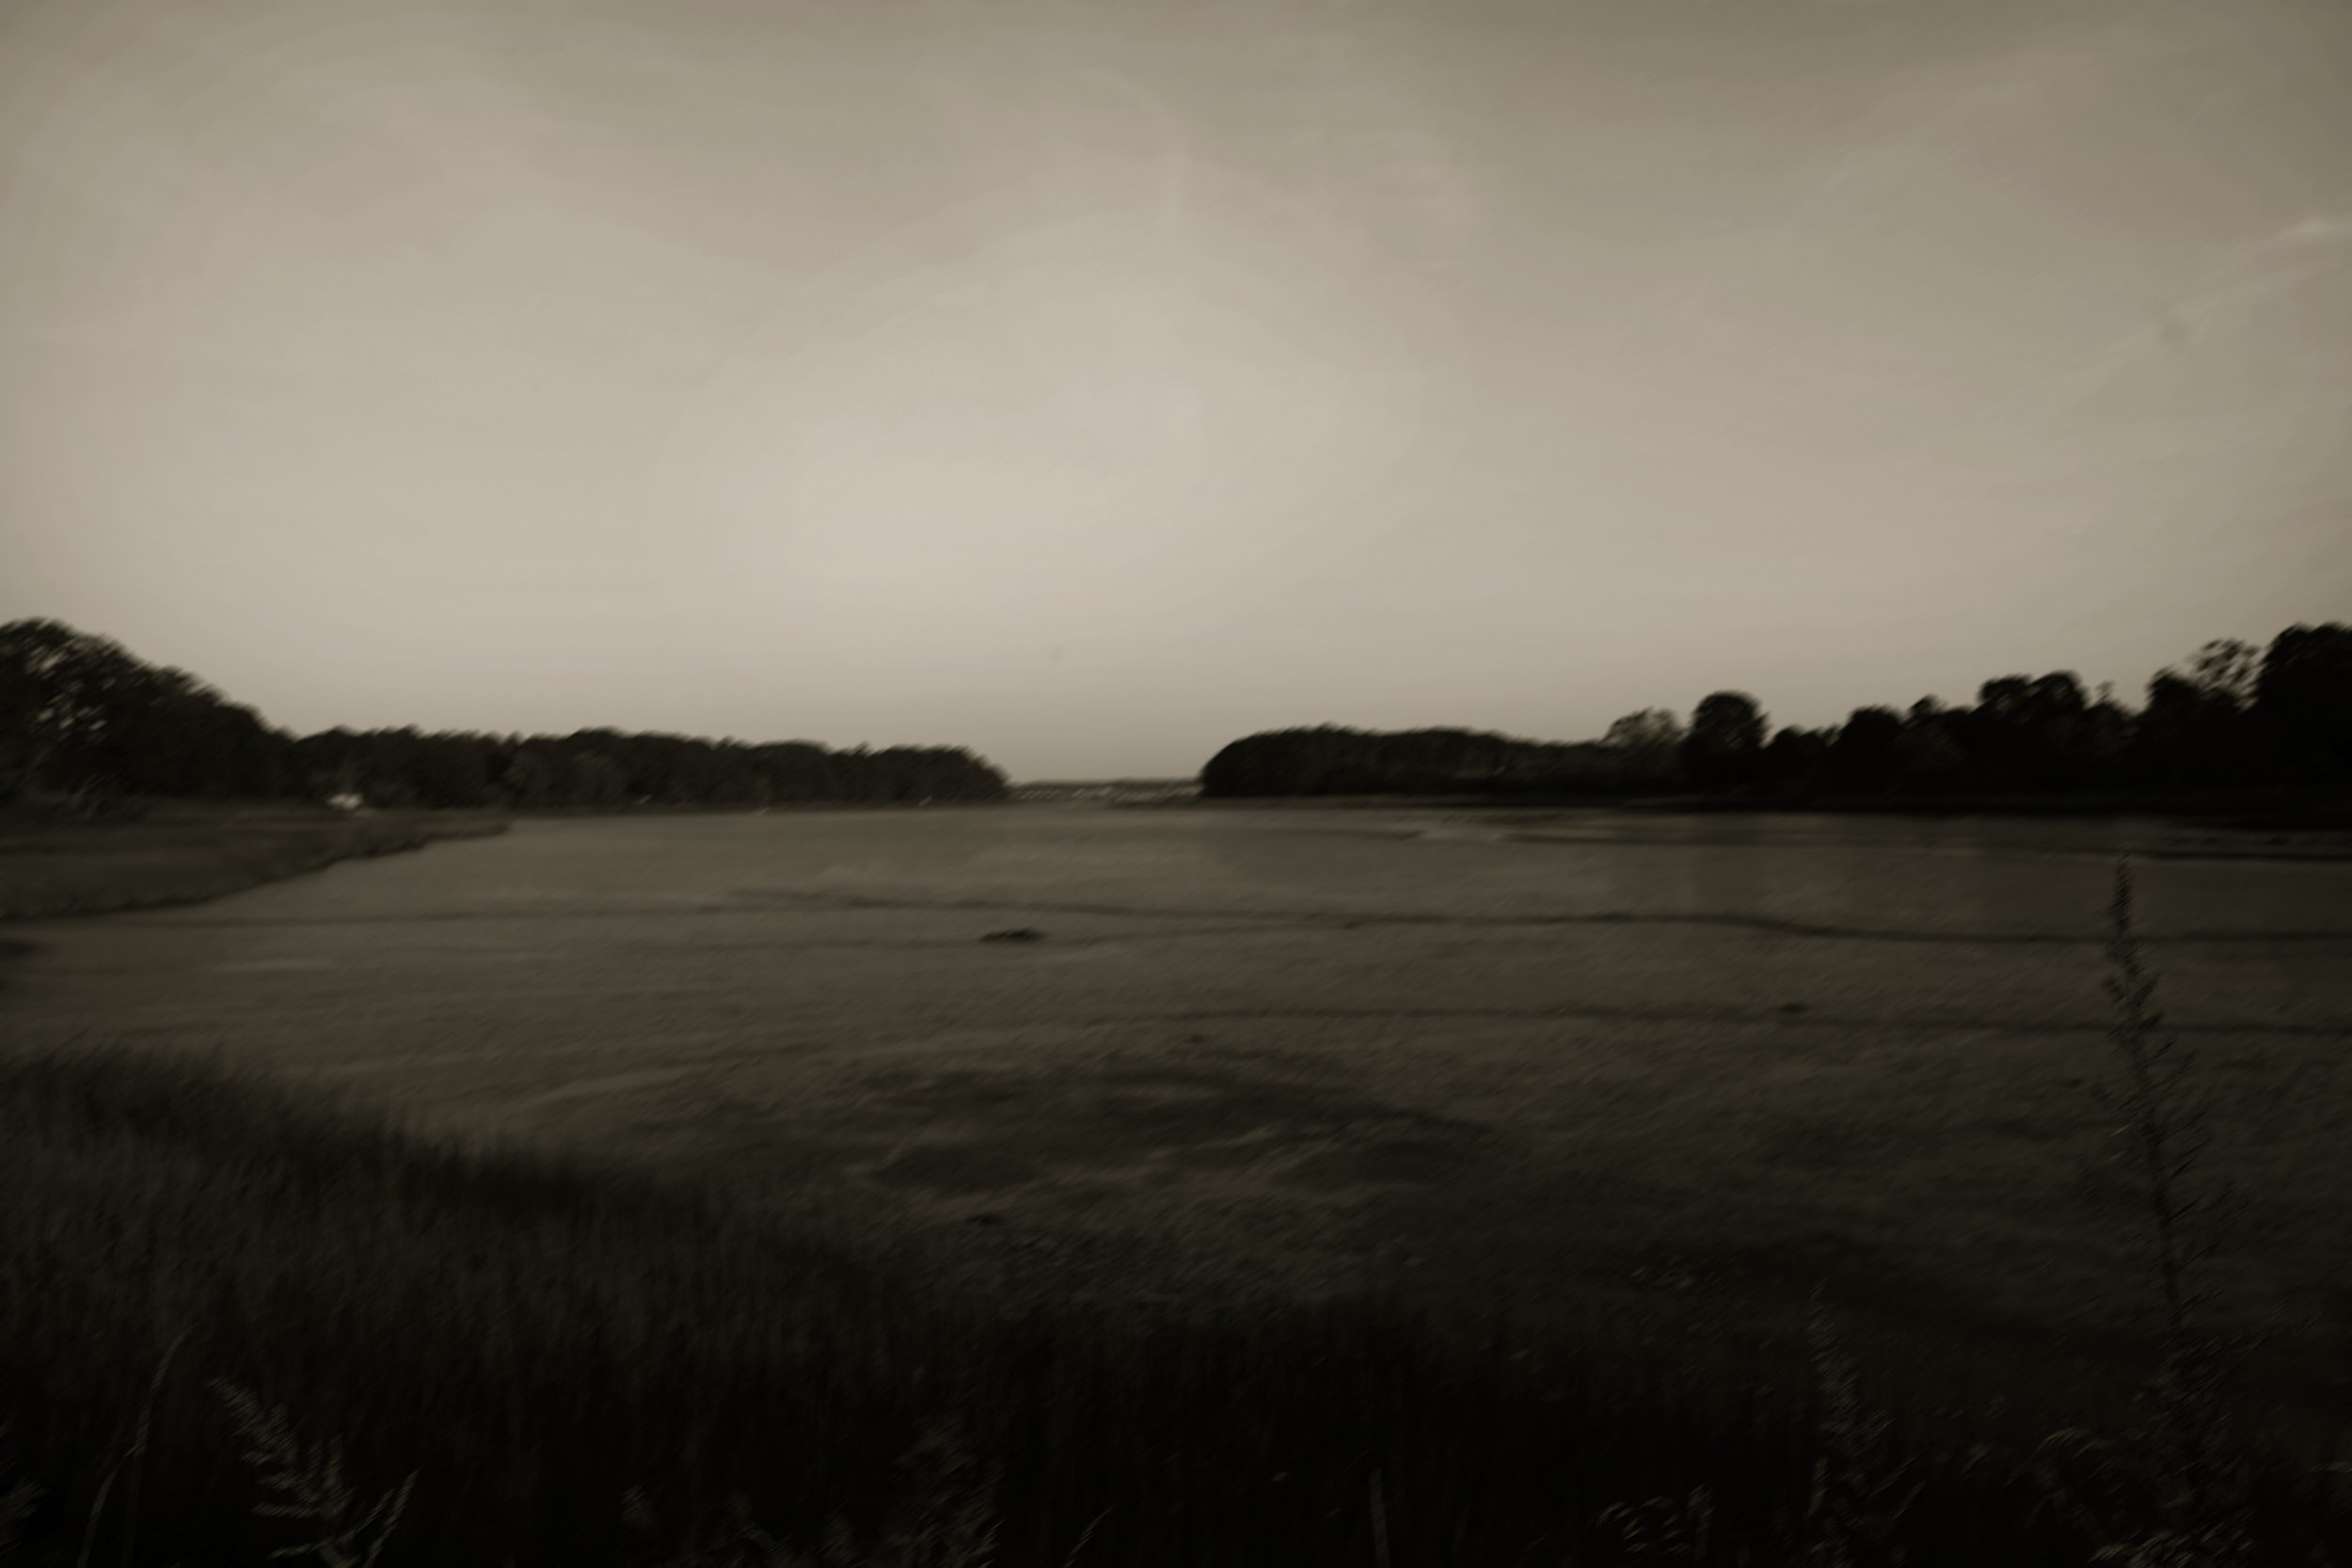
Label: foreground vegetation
xmin=0 ymin=865 xmax=2344 ymax=1564
xmin=0 ymin=800 xmax=509 ymax=921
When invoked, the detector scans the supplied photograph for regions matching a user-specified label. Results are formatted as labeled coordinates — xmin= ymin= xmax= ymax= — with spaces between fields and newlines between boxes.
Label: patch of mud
xmin=1969 ymin=1113 xmax=2073 ymax=1143
xmin=517 ymin=1066 xmax=700 ymax=1107
xmin=656 ymin=1126 xmax=878 ymax=1186
xmin=824 ymin=1054 xmax=1513 ymax=1214
xmin=1613 ymin=1234 xmax=1888 ymax=1302
xmin=1162 ymin=1128 xmax=1287 ymax=1172
xmin=1277 ymin=1131 xmax=1489 ymax=1190
xmin=867 ymin=1141 xmax=1046 ymax=1193
xmin=1753 ymin=1116 xmax=1943 ymax=1173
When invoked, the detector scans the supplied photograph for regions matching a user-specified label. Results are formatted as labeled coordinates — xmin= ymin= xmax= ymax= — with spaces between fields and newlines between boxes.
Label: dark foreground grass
xmin=1 ymin=879 xmax=2345 ymax=1565
xmin=0 ymin=801 xmax=509 ymax=921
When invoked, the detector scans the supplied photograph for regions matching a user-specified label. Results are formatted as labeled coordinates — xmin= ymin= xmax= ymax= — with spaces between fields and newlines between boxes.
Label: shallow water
xmin=4 ymin=804 xmax=2348 ymax=1345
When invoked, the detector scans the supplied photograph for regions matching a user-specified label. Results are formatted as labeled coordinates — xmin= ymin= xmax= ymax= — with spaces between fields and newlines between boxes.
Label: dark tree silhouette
xmin=2185 ymin=638 xmax=2261 ymax=709
xmin=1200 ymin=623 xmax=2351 ymax=807
xmin=1200 ymin=726 xmax=1617 ymax=799
xmin=0 ymin=620 xmax=301 ymax=807
xmin=1681 ymin=691 xmax=1767 ymax=791
xmin=2255 ymin=623 xmax=2352 ymax=785
xmin=1826 ymin=706 xmax=1905 ymax=794
xmin=1601 ymin=709 xmax=1685 ymax=790
xmin=0 ymin=620 xmax=135 ymax=802
xmin=1 ymin=619 xmax=1009 ymax=812
xmin=1758 ymin=726 xmax=1832 ymax=792
xmin=289 ymin=728 xmax=1009 ymax=811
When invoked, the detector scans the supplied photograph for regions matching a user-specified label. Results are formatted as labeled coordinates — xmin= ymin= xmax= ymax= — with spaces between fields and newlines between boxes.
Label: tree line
xmin=0 ymin=619 xmax=1009 ymax=812
xmin=1200 ymin=623 xmax=2352 ymax=802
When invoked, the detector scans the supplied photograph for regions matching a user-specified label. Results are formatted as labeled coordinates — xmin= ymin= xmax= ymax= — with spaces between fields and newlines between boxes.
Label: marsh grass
xmin=0 ymin=1437 xmax=38 ymax=1553
xmin=210 ymin=1380 xmax=417 ymax=1568
xmin=0 ymin=802 xmax=507 ymax=921
xmin=0 ymin=857 xmax=2344 ymax=1564
xmin=2023 ymin=860 xmax=2311 ymax=1567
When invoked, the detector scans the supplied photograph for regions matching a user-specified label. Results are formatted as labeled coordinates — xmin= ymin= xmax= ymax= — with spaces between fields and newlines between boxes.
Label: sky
xmin=3 ymin=0 xmax=2348 ymax=780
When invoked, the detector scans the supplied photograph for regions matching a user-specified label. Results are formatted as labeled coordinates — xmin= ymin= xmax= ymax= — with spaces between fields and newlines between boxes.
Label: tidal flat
xmin=4 ymin=803 xmax=2348 ymax=1416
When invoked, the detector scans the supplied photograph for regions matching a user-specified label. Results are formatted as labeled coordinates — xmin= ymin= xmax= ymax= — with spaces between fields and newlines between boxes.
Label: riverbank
xmin=0 ymin=801 xmax=510 ymax=921
xmin=1630 ymin=788 xmax=2352 ymax=831
xmin=1173 ymin=789 xmax=2352 ymax=834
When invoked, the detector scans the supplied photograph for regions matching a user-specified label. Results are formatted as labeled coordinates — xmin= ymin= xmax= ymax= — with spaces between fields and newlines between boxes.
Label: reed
xmin=2026 ymin=860 xmax=2281 ymax=1567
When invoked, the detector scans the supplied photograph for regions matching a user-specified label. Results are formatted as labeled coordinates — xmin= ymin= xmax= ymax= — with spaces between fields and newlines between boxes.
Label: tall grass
xmin=0 ymin=860 xmax=2344 ymax=1564
xmin=0 ymin=804 xmax=507 ymax=921
xmin=2026 ymin=861 xmax=2290 ymax=1567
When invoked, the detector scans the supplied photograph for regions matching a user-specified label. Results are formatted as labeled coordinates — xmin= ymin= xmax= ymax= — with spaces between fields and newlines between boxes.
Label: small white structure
xmin=326 ymin=790 xmax=365 ymax=813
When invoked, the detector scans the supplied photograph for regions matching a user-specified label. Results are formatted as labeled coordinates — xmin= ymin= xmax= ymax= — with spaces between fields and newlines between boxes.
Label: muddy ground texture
xmin=5 ymin=806 xmax=2348 ymax=1433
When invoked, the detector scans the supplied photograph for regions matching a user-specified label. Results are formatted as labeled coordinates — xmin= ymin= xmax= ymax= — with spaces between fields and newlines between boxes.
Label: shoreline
xmin=0 ymin=803 xmax=512 ymax=924
xmin=1173 ymin=788 xmax=2352 ymax=830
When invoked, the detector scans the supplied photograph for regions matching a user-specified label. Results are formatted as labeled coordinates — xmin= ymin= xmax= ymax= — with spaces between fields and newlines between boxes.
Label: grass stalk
xmin=212 ymin=1379 xmax=418 ymax=1567
xmin=2033 ymin=858 xmax=2261 ymax=1567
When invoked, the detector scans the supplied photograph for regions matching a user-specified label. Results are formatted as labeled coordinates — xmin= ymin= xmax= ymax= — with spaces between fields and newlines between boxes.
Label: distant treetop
xmin=1198 ymin=624 xmax=2352 ymax=801
xmin=0 ymin=618 xmax=1010 ymax=812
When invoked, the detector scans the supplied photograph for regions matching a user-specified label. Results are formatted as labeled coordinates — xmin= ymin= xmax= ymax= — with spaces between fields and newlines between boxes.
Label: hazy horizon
xmin=6 ymin=0 xmax=2349 ymax=779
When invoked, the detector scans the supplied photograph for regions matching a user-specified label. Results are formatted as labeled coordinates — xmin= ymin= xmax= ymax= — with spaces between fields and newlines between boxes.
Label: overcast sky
xmin=4 ymin=0 xmax=2347 ymax=778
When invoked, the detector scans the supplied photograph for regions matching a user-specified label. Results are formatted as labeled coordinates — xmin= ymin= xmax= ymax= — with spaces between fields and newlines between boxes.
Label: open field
xmin=2 ymin=802 xmax=2348 ymax=1562
xmin=0 ymin=801 xmax=510 ymax=921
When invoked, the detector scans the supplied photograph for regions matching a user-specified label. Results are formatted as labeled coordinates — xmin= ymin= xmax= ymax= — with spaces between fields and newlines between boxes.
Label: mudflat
xmin=4 ymin=802 xmax=2346 ymax=1406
